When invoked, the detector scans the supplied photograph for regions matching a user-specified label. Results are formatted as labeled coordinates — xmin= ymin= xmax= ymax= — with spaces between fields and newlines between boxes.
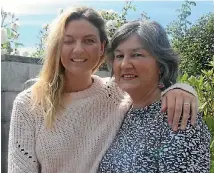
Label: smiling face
xmin=61 ymin=19 xmax=105 ymax=76
xmin=113 ymin=34 xmax=160 ymax=94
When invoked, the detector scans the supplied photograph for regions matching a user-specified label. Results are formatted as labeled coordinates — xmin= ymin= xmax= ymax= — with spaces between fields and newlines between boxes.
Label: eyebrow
xmin=64 ymin=34 xmax=97 ymax=38
xmin=114 ymin=47 xmax=145 ymax=52
xmin=64 ymin=35 xmax=73 ymax=38
xmin=132 ymin=47 xmax=145 ymax=51
xmin=114 ymin=49 xmax=121 ymax=53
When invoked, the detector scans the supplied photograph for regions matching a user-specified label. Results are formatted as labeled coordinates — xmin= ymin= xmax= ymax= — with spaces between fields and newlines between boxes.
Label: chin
xmin=119 ymin=84 xmax=137 ymax=93
xmin=66 ymin=68 xmax=91 ymax=76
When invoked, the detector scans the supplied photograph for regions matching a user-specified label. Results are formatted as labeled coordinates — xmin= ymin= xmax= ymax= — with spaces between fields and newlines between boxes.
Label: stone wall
xmin=1 ymin=55 xmax=110 ymax=173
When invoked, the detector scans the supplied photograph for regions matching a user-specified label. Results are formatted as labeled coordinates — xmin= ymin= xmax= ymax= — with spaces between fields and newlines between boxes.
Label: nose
xmin=73 ymin=41 xmax=84 ymax=54
xmin=121 ymin=56 xmax=133 ymax=69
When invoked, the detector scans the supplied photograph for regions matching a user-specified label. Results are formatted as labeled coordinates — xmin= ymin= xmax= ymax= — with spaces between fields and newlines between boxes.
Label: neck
xmin=64 ymin=71 xmax=93 ymax=93
xmin=129 ymin=86 xmax=161 ymax=108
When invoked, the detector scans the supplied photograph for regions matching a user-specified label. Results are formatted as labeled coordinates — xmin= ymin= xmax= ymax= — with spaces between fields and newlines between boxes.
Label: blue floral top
xmin=98 ymin=101 xmax=211 ymax=173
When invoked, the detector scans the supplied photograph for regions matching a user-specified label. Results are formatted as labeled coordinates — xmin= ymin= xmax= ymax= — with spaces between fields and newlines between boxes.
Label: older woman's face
xmin=61 ymin=19 xmax=105 ymax=75
xmin=113 ymin=34 xmax=160 ymax=93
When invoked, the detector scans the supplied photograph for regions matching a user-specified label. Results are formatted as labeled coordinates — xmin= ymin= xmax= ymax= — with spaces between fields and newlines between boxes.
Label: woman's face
xmin=113 ymin=34 xmax=160 ymax=94
xmin=61 ymin=19 xmax=105 ymax=76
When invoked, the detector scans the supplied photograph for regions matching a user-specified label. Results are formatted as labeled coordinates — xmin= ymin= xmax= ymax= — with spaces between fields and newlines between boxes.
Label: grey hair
xmin=107 ymin=20 xmax=179 ymax=89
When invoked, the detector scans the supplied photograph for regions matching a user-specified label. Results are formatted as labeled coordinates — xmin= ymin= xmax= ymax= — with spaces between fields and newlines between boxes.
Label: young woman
xmin=8 ymin=7 xmax=199 ymax=173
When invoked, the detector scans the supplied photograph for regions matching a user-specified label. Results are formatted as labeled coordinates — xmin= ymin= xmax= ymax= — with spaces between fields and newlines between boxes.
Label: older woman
xmin=98 ymin=20 xmax=211 ymax=172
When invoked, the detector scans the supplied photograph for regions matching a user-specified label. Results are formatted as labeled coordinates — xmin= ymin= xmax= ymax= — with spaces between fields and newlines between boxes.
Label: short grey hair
xmin=107 ymin=20 xmax=179 ymax=89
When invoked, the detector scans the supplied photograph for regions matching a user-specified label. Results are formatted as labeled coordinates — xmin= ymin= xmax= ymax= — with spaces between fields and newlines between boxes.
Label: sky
xmin=1 ymin=0 xmax=214 ymax=54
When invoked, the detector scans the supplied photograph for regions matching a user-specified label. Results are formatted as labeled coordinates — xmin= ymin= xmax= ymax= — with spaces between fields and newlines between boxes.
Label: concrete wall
xmin=1 ymin=55 xmax=110 ymax=173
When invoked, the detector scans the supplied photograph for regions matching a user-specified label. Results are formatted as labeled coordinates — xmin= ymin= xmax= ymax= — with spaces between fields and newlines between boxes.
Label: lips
xmin=71 ymin=58 xmax=87 ymax=62
xmin=121 ymin=74 xmax=138 ymax=80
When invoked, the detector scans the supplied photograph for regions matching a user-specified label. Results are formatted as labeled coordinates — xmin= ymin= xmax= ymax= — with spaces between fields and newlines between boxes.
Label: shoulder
xmin=100 ymin=77 xmax=111 ymax=83
xmin=93 ymin=75 xmax=113 ymax=87
xmin=14 ymin=88 xmax=32 ymax=105
xmin=11 ymin=88 xmax=38 ymax=127
xmin=180 ymin=113 xmax=210 ymax=138
xmin=162 ymin=112 xmax=211 ymax=145
xmin=24 ymin=77 xmax=39 ymax=90
xmin=12 ymin=88 xmax=35 ymax=117
xmin=93 ymin=75 xmax=125 ymax=98
xmin=92 ymin=75 xmax=131 ymax=108
xmin=194 ymin=113 xmax=211 ymax=141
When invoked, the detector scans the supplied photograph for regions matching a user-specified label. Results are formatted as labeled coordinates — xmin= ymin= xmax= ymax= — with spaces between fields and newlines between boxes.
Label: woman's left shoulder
xmin=193 ymin=113 xmax=211 ymax=137
xmin=169 ymin=112 xmax=211 ymax=142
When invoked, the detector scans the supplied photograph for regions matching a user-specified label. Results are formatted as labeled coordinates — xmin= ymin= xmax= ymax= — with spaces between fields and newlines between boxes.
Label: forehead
xmin=115 ymin=34 xmax=144 ymax=51
xmin=64 ymin=19 xmax=100 ymax=37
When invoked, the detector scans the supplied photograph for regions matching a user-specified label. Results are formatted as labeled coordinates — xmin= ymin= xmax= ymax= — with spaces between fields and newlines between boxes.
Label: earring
xmin=158 ymin=81 xmax=165 ymax=89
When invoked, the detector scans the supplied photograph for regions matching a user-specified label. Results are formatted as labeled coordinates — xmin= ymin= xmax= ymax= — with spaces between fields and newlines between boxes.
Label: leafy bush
xmin=175 ymin=13 xmax=214 ymax=76
xmin=167 ymin=0 xmax=214 ymax=76
xmin=1 ymin=8 xmax=23 ymax=55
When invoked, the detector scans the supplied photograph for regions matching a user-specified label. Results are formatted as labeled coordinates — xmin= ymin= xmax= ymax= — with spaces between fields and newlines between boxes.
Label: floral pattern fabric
xmin=98 ymin=101 xmax=211 ymax=173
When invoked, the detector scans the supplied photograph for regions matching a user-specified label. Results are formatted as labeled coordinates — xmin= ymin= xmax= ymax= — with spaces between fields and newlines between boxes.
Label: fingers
xmin=180 ymin=94 xmax=197 ymax=127
xmin=166 ymin=95 xmax=176 ymax=127
xmin=163 ymin=88 xmax=198 ymax=131
xmin=191 ymin=101 xmax=197 ymax=125
xmin=161 ymin=95 xmax=167 ymax=112
xmin=171 ymin=96 xmax=183 ymax=131
xmin=180 ymin=101 xmax=191 ymax=130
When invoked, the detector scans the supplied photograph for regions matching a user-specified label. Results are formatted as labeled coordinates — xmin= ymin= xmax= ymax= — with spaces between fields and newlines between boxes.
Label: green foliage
xmin=31 ymin=24 xmax=49 ymax=58
xmin=1 ymin=8 xmax=23 ymax=55
xmin=167 ymin=0 xmax=196 ymax=39
xmin=176 ymin=13 xmax=214 ymax=75
xmin=179 ymin=58 xmax=214 ymax=116
xmin=139 ymin=11 xmax=150 ymax=21
xmin=167 ymin=1 xmax=214 ymax=76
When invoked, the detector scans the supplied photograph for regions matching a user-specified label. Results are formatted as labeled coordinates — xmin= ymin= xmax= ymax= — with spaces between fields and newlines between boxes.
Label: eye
xmin=84 ymin=39 xmax=95 ymax=44
xmin=133 ymin=53 xmax=143 ymax=57
xmin=115 ymin=54 xmax=124 ymax=59
xmin=64 ymin=40 xmax=74 ymax=45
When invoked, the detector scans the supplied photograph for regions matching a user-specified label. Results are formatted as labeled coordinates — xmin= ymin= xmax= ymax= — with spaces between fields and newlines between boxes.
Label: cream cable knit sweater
xmin=8 ymin=75 xmax=197 ymax=173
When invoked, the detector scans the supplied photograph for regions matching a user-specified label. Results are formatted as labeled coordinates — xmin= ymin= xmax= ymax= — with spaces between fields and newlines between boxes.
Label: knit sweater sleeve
xmin=161 ymin=83 xmax=198 ymax=102
xmin=161 ymin=83 xmax=199 ymax=111
xmin=8 ymin=91 xmax=39 ymax=173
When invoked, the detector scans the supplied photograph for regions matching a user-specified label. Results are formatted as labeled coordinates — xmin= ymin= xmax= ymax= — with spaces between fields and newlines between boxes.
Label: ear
xmin=100 ymin=41 xmax=106 ymax=56
xmin=159 ymin=66 xmax=164 ymax=74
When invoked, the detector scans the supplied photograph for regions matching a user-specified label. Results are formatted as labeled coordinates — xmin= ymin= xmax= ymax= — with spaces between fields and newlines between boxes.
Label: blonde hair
xmin=31 ymin=7 xmax=108 ymax=127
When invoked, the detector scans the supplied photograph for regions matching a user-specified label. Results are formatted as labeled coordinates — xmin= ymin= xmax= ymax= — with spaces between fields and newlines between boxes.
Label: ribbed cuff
xmin=161 ymin=83 xmax=199 ymax=110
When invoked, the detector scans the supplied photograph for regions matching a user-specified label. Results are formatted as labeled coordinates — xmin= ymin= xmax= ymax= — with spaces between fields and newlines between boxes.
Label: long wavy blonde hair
xmin=31 ymin=7 xmax=108 ymax=128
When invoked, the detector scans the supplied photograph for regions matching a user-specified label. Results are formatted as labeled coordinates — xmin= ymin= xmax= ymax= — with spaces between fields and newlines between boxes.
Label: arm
xmin=8 ymin=93 xmax=39 ymax=173
xmin=158 ymin=113 xmax=211 ymax=173
xmin=161 ymin=83 xmax=198 ymax=131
